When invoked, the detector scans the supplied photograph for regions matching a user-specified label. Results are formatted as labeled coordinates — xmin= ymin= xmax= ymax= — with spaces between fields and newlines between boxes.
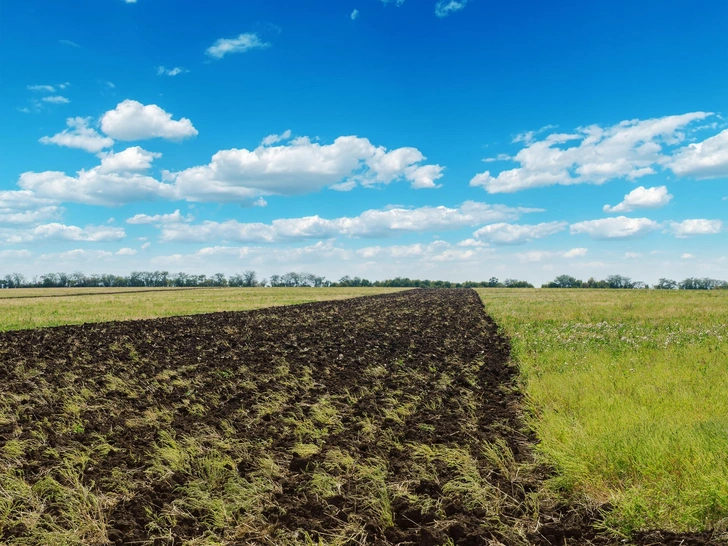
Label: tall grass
xmin=476 ymin=288 xmax=728 ymax=533
xmin=0 ymin=287 xmax=405 ymax=331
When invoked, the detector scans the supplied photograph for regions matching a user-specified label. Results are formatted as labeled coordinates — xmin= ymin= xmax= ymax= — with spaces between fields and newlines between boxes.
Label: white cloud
xmin=206 ymin=32 xmax=270 ymax=59
xmin=668 ymin=129 xmax=728 ymax=179
xmin=435 ymin=0 xmax=468 ymax=17
xmin=126 ymin=210 xmax=193 ymax=225
xmin=357 ymin=240 xmax=485 ymax=263
xmin=39 ymin=117 xmax=114 ymax=153
xmin=471 ymin=112 xmax=712 ymax=193
xmin=603 ymin=185 xmax=673 ymax=213
xmin=159 ymin=201 xmax=539 ymax=244
xmin=171 ymin=134 xmax=444 ymax=201
xmin=100 ymin=100 xmax=198 ymax=141
xmin=116 ymin=248 xmax=137 ymax=255
xmin=380 ymin=0 xmax=405 ymax=5
xmin=563 ymin=247 xmax=588 ymax=258
xmin=97 ymin=146 xmax=162 ymax=173
xmin=141 ymin=242 xmax=151 ymax=250
xmin=570 ymin=216 xmax=660 ymax=239
xmin=19 ymin=147 xmax=174 ymax=206
xmin=0 ymin=191 xmax=62 ymax=225
xmin=59 ymin=39 xmax=80 ymax=48
xmin=681 ymin=253 xmax=695 ymax=260
xmin=157 ymin=66 xmax=189 ymax=76
xmin=42 ymin=96 xmax=70 ymax=104
xmin=1 ymin=223 xmax=125 ymax=244
xmin=37 ymin=249 xmax=115 ymax=262
xmin=457 ymin=238 xmax=487 ymax=247
xmin=668 ymin=219 xmax=722 ymax=238
xmin=28 ymin=84 xmax=55 ymax=93
xmin=0 ymin=249 xmax=32 ymax=259
xmin=625 ymin=252 xmax=641 ymax=259
xmin=261 ymin=129 xmax=292 ymax=146
xmin=483 ymin=153 xmax=512 ymax=163
xmin=351 ymin=9 xmax=360 ymax=19
xmin=472 ymin=221 xmax=567 ymax=245
xmin=154 ymin=240 xmax=352 ymax=268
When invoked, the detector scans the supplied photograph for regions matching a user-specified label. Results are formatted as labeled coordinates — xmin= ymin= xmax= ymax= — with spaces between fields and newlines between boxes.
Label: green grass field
xmin=0 ymin=287 xmax=406 ymax=332
xmin=477 ymin=288 xmax=728 ymax=533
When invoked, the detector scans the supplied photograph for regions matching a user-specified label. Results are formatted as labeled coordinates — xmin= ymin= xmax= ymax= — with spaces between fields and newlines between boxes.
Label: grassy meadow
xmin=477 ymin=288 xmax=728 ymax=533
xmin=0 ymin=287 xmax=406 ymax=332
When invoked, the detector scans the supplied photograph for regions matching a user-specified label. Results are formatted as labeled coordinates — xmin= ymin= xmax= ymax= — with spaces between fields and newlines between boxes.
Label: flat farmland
xmin=0 ymin=287 xmax=406 ymax=332
xmin=1 ymin=287 xmax=725 ymax=545
xmin=477 ymin=288 xmax=728 ymax=535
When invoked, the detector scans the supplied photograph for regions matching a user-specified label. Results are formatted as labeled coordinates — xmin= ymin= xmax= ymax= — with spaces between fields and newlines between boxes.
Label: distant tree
xmin=654 ymin=278 xmax=678 ymax=290
xmin=504 ymin=278 xmax=534 ymax=288
xmin=606 ymin=274 xmax=634 ymax=289
xmin=546 ymin=274 xmax=582 ymax=288
xmin=242 ymin=270 xmax=257 ymax=287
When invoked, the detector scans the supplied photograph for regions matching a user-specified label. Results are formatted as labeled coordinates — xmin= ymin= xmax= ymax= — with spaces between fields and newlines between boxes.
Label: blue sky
xmin=1 ymin=0 xmax=727 ymax=285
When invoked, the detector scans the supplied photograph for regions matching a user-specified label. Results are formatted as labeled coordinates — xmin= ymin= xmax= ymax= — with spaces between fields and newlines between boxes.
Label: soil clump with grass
xmin=0 ymin=289 xmax=721 ymax=544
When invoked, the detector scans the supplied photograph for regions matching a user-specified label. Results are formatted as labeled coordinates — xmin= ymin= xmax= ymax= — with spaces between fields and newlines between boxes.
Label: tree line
xmin=0 ymin=270 xmax=725 ymax=290
xmin=542 ymin=274 xmax=728 ymax=290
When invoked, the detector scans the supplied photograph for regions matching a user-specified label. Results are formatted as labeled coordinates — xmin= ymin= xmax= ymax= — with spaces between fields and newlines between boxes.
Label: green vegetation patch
xmin=477 ymin=288 xmax=728 ymax=533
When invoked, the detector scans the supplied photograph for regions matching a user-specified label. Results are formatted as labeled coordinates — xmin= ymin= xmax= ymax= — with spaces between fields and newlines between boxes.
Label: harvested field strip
xmin=0 ymin=289 xmax=539 ymax=545
xmin=0 ymin=288 xmax=201 ymax=300
xmin=0 ymin=287 xmax=405 ymax=332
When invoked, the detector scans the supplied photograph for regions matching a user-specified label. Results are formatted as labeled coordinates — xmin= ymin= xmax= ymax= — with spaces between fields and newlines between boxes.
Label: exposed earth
xmin=0 ymin=289 xmax=722 ymax=544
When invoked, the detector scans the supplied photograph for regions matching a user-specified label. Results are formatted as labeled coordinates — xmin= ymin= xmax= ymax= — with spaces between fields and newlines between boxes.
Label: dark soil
xmin=0 ymin=289 xmax=723 ymax=545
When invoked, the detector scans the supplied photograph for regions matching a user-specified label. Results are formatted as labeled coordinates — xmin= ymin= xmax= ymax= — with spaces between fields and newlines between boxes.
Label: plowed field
xmin=0 ymin=290 xmax=720 ymax=545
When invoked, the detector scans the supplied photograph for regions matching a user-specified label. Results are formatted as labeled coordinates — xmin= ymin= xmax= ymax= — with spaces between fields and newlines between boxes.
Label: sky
xmin=1 ymin=0 xmax=727 ymax=285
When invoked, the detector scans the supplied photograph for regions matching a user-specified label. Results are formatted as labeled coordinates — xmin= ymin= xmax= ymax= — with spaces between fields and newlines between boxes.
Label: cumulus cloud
xmin=100 ymin=100 xmax=198 ymax=141
xmin=435 ymin=0 xmax=468 ymax=17
xmin=206 ymin=32 xmax=270 ymax=59
xmin=570 ymin=216 xmax=660 ymax=239
xmin=157 ymin=66 xmax=188 ymax=76
xmin=1 ymin=223 xmax=125 ymax=244
xmin=472 ymin=221 xmax=567 ymax=245
xmin=357 ymin=240 xmax=487 ymax=263
xmin=603 ymin=185 xmax=673 ymax=213
xmin=158 ymin=201 xmax=539 ymax=244
xmin=116 ymin=248 xmax=137 ymax=255
xmin=668 ymin=219 xmax=722 ymax=238
xmin=668 ymin=129 xmax=728 ymax=179
xmin=681 ymin=253 xmax=695 ymax=259
xmin=97 ymin=146 xmax=162 ymax=173
xmin=153 ymin=240 xmax=352 ymax=268
xmin=170 ymin=134 xmax=444 ymax=201
xmin=19 ymin=147 xmax=174 ymax=206
xmin=563 ymin=247 xmax=588 ymax=258
xmin=516 ymin=248 xmax=588 ymax=262
xmin=42 ymin=96 xmax=70 ymax=104
xmin=470 ymin=112 xmax=711 ymax=193
xmin=39 ymin=117 xmax=114 ymax=153
xmin=0 ymin=249 xmax=32 ymax=259
xmin=261 ymin=129 xmax=292 ymax=146
xmin=126 ymin=209 xmax=193 ymax=224
xmin=28 ymin=84 xmax=56 ymax=93
xmin=0 ymin=191 xmax=62 ymax=225
xmin=351 ymin=9 xmax=359 ymax=19
xmin=37 ymin=249 xmax=115 ymax=262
